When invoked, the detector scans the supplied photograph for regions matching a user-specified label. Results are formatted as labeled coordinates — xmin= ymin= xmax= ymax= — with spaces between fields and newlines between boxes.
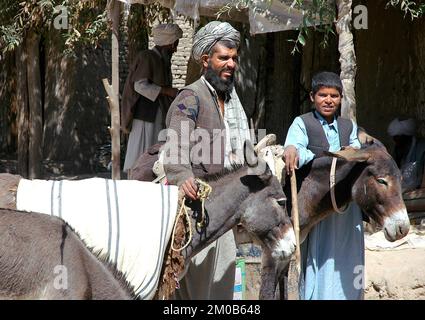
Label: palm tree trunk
xmin=336 ymin=0 xmax=357 ymax=122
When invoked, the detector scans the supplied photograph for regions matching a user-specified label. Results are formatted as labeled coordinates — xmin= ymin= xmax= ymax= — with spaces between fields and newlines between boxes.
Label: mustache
xmin=220 ymin=66 xmax=234 ymax=74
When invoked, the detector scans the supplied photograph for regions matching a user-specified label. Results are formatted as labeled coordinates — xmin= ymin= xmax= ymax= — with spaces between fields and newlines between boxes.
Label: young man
xmin=121 ymin=23 xmax=183 ymax=177
xmin=162 ymin=21 xmax=251 ymax=300
xmin=283 ymin=71 xmax=364 ymax=300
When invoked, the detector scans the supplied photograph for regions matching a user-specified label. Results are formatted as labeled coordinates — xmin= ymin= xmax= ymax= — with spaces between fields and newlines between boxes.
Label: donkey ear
xmin=358 ymin=127 xmax=387 ymax=149
xmin=357 ymin=127 xmax=375 ymax=146
xmin=324 ymin=147 xmax=371 ymax=162
xmin=244 ymin=140 xmax=258 ymax=167
xmin=254 ymin=134 xmax=277 ymax=153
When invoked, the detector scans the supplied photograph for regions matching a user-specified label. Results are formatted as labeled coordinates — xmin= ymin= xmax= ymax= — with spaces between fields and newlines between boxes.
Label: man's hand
xmin=283 ymin=145 xmax=299 ymax=175
xmin=180 ymin=177 xmax=199 ymax=200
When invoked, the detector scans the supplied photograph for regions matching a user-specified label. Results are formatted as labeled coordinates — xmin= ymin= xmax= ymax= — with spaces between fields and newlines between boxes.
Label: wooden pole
xmin=16 ymin=43 xmax=29 ymax=178
xmin=287 ymin=170 xmax=301 ymax=300
xmin=103 ymin=0 xmax=121 ymax=180
xmin=26 ymin=31 xmax=43 ymax=179
xmin=336 ymin=0 xmax=357 ymax=122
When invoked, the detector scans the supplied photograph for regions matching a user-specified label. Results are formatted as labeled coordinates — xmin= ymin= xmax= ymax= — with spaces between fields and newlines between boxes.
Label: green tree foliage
xmin=218 ymin=0 xmax=424 ymax=54
xmin=0 ymin=0 xmax=110 ymax=55
xmin=0 ymin=0 xmax=171 ymax=56
xmin=387 ymin=0 xmax=425 ymax=19
xmin=217 ymin=0 xmax=335 ymax=53
xmin=289 ymin=0 xmax=335 ymax=54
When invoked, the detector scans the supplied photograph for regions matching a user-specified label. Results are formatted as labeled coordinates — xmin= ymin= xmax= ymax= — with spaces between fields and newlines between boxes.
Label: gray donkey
xmin=0 ymin=208 xmax=136 ymax=299
xmin=0 ymin=141 xmax=295 ymax=300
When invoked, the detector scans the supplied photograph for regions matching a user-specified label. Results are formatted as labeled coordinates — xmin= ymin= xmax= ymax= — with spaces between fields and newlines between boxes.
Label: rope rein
xmin=195 ymin=180 xmax=212 ymax=229
xmin=170 ymin=198 xmax=193 ymax=252
xmin=170 ymin=179 xmax=212 ymax=252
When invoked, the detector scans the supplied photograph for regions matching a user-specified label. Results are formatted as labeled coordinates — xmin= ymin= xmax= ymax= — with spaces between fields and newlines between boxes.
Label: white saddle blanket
xmin=16 ymin=178 xmax=178 ymax=300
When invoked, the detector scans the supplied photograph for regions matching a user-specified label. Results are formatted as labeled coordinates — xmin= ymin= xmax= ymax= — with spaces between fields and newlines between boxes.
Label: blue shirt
xmin=284 ymin=111 xmax=361 ymax=167
xmin=284 ymin=111 xmax=364 ymax=300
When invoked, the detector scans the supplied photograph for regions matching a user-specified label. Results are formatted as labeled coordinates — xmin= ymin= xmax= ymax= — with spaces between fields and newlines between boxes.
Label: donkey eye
xmin=376 ymin=178 xmax=388 ymax=186
xmin=276 ymin=198 xmax=286 ymax=206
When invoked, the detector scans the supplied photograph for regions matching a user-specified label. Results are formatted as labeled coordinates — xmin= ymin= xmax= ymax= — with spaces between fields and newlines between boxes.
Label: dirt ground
xmin=365 ymin=248 xmax=425 ymax=300
xmin=242 ymin=228 xmax=425 ymax=300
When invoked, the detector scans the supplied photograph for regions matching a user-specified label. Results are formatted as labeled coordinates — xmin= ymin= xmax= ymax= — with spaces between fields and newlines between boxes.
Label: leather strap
xmin=330 ymin=157 xmax=348 ymax=213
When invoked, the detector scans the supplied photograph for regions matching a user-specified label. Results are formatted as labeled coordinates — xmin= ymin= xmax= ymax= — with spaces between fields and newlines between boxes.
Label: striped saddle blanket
xmin=16 ymin=177 xmax=179 ymax=300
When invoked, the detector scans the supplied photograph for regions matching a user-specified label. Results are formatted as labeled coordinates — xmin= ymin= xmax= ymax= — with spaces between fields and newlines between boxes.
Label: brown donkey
xmin=260 ymin=141 xmax=410 ymax=299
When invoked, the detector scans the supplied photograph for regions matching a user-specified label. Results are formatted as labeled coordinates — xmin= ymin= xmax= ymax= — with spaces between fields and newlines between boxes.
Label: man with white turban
xmin=122 ymin=23 xmax=183 ymax=177
xmin=387 ymin=118 xmax=416 ymax=137
xmin=387 ymin=118 xmax=425 ymax=190
xmin=163 ymin=21 xmax=251 ymax=299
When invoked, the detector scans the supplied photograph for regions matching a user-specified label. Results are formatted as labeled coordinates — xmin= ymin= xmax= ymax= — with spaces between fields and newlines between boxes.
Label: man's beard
xmin=204 ymin=64 xmax=235 ymax=98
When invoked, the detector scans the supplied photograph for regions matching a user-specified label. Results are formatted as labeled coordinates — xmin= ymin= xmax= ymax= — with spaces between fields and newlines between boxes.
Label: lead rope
xmin=195 ymin=179 xmax=212 ymax=229
xmin=170 ymin=179 xmax=212 ymax=252
xmin=170 ymin=197 xmax=193 ymax=252
xmin=330 ymin=157 xmax=348 ymax=213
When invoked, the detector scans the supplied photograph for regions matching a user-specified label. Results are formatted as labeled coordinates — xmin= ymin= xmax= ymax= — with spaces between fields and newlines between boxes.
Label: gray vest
xmin=174 ymin=78 xmax=226 ymax=176
xmin=300 ymin=111 xmax=353 ymax=157
xmin=181 ymin=79 xmax=225 ymax=132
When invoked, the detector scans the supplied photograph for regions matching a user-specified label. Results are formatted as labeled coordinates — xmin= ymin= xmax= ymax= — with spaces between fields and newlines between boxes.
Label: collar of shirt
xmin=313 ymin=110 xmax=338 ymax=132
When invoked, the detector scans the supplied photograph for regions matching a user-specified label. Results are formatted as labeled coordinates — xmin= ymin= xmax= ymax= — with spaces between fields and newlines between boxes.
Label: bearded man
xmin=163 ymin=21 xmax=251 ymax=299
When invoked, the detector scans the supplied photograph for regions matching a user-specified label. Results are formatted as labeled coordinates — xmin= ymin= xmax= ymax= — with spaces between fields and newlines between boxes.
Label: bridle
xmin=330 ymin=157 xmax=349 ymax=213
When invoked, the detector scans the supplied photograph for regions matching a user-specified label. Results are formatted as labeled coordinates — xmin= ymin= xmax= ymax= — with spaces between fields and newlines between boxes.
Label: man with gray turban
xmin=387 ymin=117 xmax=425 ymax=190
xmin=191 ymin=20 xmax=241 ymax=63
xmin=122 ymin=23 xmax=183 ymax=177
xmin=163 ymin=21 xmax=251 ymax=299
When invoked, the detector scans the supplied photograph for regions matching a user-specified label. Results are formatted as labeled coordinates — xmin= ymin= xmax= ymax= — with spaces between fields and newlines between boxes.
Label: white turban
xmin=387 ymin=118 xmax=416 ymax=137
xmin=192 ymin=21 xmax=240 ymax=62
xmin=152 ymin=23 xmax=183 ymax=46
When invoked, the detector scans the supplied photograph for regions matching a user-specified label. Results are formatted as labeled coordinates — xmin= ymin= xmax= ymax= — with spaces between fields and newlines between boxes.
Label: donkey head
xmin=239 ymin=141 xmax=295 ymax=261
xmin=327 ymin=143 xmax=410 ymax=241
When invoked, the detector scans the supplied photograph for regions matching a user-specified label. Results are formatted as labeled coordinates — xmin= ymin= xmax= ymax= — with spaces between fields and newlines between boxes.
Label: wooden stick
xmin=287 ymin=169 xmax=301 ymax=300
xmin=103 ymin=0 xmax=121 ymax=180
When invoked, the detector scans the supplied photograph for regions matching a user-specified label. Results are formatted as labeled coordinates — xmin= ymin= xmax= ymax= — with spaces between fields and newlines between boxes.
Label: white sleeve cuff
xmin=134 ymin=79 xmax=161 ymax=102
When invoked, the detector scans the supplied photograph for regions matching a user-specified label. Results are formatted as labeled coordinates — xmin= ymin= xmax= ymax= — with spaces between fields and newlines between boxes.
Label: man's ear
xmin=310 ymin=91 xmax=314 ymax=102
xmin=201 ymin=54 xmax=209 ymax=69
